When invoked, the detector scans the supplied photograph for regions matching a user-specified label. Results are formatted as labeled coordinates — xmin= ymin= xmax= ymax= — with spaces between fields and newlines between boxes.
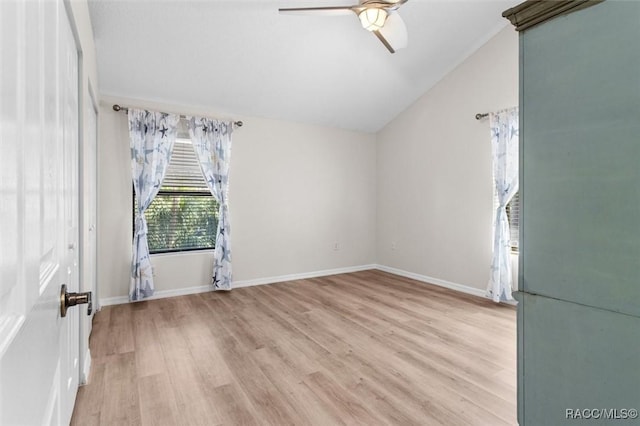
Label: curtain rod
xmin=112 ymin=104 xmax=243 ymax=128
xmin=475 ymin=113 xmax=489 ymax=120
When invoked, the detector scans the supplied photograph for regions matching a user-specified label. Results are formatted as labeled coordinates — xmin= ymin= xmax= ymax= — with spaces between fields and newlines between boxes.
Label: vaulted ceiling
xmin=88 ymin=0 xmax=519 ymax=132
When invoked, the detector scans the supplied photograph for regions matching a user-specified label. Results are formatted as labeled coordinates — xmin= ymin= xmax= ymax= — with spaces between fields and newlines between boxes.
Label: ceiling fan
xmin=279 ymin=0 xmax=409 ymax=53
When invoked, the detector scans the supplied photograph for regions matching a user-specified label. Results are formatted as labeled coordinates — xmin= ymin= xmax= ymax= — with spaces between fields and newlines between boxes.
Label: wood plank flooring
xmin=71 ymin=270 xmax=516 ymax=426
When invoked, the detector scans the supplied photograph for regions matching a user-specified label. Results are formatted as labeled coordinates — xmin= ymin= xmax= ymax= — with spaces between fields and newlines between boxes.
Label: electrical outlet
xmin=391 ymin=241 xmax=397 ymax=250
xmin=333 ymin=242 xmax=339 ymax=251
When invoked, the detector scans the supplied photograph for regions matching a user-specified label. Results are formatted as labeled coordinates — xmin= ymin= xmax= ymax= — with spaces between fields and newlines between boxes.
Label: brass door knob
xmin=60 ymin=284 xmax=93 ymax=317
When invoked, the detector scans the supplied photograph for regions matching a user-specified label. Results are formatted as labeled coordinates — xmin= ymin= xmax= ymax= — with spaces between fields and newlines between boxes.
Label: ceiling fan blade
xmin=373 ymin=30 xmax=395 ymax=53
xmin=278 ymin=6 xmax=357 ymax=16
xmin=375 ymin=11 xmax=408 ymax=53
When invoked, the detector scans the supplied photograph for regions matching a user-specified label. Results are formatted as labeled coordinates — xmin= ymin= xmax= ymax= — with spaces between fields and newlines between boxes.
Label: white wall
xmin=98 ymin=96 xmax=377 ymax=301
xmin=376 ymin=27 xmax=519 ymax=292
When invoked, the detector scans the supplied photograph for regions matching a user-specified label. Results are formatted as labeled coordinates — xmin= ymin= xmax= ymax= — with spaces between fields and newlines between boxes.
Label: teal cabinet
xmin=516 ymin=293 xmax=640 ymax=425
xmin=506 ymin=0 xmax=640 ymax=424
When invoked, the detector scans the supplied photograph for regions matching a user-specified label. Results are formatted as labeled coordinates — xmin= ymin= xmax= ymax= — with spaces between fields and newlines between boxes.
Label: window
xmin=493 ymin=188 xmax=520 ymax=253
xmin=506 ymin=191 xmax=520 ymax=252
xmin=134 ymin=138 xmax=219 ymax=254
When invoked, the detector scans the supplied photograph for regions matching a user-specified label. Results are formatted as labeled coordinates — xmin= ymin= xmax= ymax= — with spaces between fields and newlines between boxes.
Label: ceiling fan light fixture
xmin=358 ymin=7 xmax=388 ymax=31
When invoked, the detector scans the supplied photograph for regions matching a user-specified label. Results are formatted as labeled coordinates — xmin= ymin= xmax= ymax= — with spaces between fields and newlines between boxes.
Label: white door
xmin=0 ymin=1 xmax=82 ymax=424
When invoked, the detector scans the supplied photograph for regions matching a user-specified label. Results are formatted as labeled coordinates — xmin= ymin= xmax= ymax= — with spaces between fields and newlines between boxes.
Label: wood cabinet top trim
xmin=503 ymin=0 xmax=604 ymax=31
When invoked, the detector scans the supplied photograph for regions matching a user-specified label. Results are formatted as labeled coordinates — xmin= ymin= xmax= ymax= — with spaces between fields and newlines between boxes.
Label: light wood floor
xmin=71 ymin=270 xmax=516 ymax=426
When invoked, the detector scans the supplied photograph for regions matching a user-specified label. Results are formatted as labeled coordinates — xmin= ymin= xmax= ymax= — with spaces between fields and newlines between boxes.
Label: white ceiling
xmin=88 ymin=0 xmax=519 ymax=132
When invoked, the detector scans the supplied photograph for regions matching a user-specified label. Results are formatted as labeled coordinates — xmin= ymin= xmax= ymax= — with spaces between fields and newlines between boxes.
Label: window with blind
xmin=506 ymin=191 xmax=520 ymax=252
xmin=493 ymin=189 xmax=520 ymax=253
xmin=134 ymin=138 xmax=219 ymax=253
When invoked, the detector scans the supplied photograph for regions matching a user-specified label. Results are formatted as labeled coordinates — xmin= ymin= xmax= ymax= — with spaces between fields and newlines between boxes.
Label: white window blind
xmin=493 ymin=187 xmax=520 ymax=253
xmin=506 ymin=191 xmax=520 ymax=251
xmin=162 ymin=139 xmax=209 ymax=191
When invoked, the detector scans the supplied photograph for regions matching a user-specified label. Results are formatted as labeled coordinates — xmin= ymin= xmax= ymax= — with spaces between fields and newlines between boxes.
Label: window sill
xmin=150 ymin=249 xmax=214 ymax=258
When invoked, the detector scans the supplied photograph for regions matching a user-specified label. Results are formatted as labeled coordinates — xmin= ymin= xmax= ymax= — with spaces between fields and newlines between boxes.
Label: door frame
xmin=78 ymin=77 xmax=99 ymax=385
xmin=63 ymin=0 xmax=98 ymax=390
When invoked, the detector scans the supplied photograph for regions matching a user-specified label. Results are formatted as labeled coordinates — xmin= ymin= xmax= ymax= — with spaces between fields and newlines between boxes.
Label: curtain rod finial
xmin=113 ymin=104 xmax=122 ymax=112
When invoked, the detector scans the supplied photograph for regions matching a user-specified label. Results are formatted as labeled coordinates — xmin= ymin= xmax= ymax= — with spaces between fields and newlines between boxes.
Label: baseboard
xmin=99 ymin=264 xmax=377 ymax=306
xmin=374 ymin=264 xmax=517 ymax=306
xmin=232 ymin=264 xmax=378 ymax=288
xmin=374 ymin=264 xmax=487 ymax=297
xmin=99 ymin=264 xmax=516 ymax=307
xmin=99 ymin=284 xmax=212 ymax=306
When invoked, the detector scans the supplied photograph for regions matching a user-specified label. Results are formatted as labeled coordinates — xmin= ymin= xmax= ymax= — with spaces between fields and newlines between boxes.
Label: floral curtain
xmin=487 ymin=107 xmax=519 ymax=302
xmin=188 ymin=117 xmax=234 ymax=290
xmin=129 ymin=109 xmax=178 ymax=301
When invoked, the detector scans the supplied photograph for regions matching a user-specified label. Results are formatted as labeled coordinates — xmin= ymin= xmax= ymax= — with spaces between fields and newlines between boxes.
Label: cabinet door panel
xmin=522 ymin=0 xmax=640 ymax=316
xmin=521 ymin=294 xmax=640 ymax=425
